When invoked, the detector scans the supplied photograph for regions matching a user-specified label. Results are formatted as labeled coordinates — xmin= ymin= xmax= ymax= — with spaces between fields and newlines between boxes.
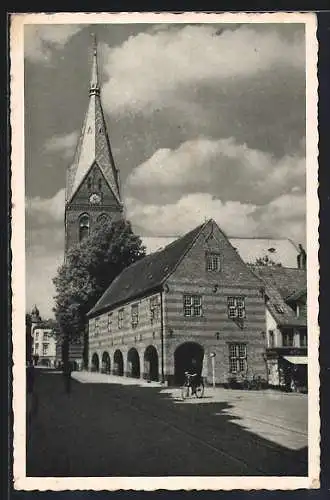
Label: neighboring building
xmin=143 ymin=236 xmax=301 ymax=269
xmin=251 ymin=266 xmax=307 ymax=391
xmin=30 ymin=306 xmax=57 ymax=368
xmin=87 ymin=219 xmax=268 ymax=386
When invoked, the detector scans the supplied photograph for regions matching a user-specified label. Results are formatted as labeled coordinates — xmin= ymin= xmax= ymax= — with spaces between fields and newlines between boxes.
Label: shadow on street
xmin=26 ymin=369 xmax=308 ymax=477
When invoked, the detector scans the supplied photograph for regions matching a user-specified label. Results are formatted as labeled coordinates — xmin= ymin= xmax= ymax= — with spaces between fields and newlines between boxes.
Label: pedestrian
xmin=63 ymin=361 xmax=72 ymax=394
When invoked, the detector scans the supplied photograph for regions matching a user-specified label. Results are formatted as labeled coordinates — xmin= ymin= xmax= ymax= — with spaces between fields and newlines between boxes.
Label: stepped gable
xmin=88 ymin=221 xmax=206 ymax=317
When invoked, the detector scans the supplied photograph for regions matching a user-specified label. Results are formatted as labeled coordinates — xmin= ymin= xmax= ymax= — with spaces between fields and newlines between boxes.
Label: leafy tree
xmin=252 ymin=255 xmax=283 ymax=267
xmin=53 ymin=219 xmax=146 ymax=364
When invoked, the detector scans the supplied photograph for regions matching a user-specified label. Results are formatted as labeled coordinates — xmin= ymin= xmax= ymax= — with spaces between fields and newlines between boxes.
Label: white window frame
xmin=150 ymin=296 xmax=160 ymax=324
xmin=95 ymin=317 xmax=100 ymax=337
xmin=206 ymin=252 xmax=221 ymax=271
xmin=107 ymin=312 xmax=112 ymax=333
xmin=229 ymin=343 xmax=247 ymax=374
xmin=227 ymin=296 xmax=246 ymax=319
xmin=183 ymin=294 xmax=202 ymax=317
xmin=131 ymin=304 xmax=139 ymax=328
xmin=118 ymin=309 xmax=124 ymax=329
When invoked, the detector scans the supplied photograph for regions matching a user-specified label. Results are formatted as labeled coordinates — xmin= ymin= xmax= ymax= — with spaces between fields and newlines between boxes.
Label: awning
xmin=283 ymin=355 xmax=308 ymax=365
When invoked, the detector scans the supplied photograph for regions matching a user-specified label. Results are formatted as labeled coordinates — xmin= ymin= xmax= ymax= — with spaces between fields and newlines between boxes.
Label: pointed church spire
xmin=89 ymin=33 xmax=100 ymax=96
xmin=65 ymin=34 xmax=123 ymax=208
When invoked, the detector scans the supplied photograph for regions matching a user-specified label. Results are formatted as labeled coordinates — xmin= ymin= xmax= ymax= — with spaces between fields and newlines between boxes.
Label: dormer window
xmin=206 ymin=252 xmax=221 ymax=271
xmin=274 ymin=304 xmax=284 ymax=314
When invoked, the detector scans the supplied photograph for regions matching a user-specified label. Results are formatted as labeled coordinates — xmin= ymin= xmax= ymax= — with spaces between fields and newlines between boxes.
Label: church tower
xmin=65 ymin=36 xmax=124 ymax=253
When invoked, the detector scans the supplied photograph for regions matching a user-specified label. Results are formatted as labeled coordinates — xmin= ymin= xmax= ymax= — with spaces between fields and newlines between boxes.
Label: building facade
xmin=87 ymin=219 xmax=268 ymax=386
xmin=251 ymin=266 xmax=307 ymax=391
xmin=30 ymin=306 xmax=57 ymax=367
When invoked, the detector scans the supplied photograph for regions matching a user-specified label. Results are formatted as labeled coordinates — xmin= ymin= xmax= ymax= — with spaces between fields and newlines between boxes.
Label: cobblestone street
xmin=26 ymin=369 xmax=308 ymax=477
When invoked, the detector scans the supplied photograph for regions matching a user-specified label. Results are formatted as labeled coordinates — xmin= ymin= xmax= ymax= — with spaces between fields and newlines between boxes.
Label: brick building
xmin=251 ymin=265 xmax=307 ymax=391
xmin=87 ymin=219 xmax=268 ymax=386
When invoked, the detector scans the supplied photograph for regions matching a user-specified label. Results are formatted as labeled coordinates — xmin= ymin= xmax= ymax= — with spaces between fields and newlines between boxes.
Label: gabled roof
xmin=142 ymin=236 xmax=300 ymax=268
xmin=286 ymin=288 xmax=307 ymax=303
xmin=66 ymin=41 xmax=121 ymax=205
xmin=251 ymin=265 xmax=307 ymax=327
xmin=88 ymin=221 xmax=206 ymax=317
xmin=250 ymin=266 xmax=306 ymax=300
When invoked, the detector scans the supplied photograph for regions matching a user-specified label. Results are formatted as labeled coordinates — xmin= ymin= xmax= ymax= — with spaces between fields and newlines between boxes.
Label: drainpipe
xmin=160 ymin=288 xmax=165 ymax=384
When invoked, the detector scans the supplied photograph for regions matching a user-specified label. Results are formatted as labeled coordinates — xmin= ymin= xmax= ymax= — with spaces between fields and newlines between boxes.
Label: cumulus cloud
xmin=101 ymin=24 xmax=304 ymax=115
xmin=26 ymin=248 xmax=63 ymax=317
xmin=125 ymin=137 xmax=305 ymax=205
xmin=125 ymin=192 xmax=306 ymax=244
xmin=26 ymin=189 xmax=65 ymax=225
xmin=44 ymin=131 xmax=79 ymax=159
xmin=25 ymin=24 xmax=83 ymax=63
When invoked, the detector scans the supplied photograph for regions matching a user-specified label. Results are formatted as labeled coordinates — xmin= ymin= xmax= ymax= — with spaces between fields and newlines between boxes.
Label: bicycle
xmin=181 ymin=372 xmax=204 ymax=400
xmin=243 ymin=374 xmax=264 ymax=391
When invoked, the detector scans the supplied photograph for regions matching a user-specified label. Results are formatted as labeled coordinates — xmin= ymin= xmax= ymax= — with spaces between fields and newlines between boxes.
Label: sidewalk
xmin=72 ymin=370 xmax=163 ymax=387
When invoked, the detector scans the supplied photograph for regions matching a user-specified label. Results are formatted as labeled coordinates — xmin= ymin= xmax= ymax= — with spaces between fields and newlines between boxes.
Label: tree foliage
xmin=252 ymin=255 xmax=283 ymax=267
xmin=53 ymin=219 xmax=146 ymax=342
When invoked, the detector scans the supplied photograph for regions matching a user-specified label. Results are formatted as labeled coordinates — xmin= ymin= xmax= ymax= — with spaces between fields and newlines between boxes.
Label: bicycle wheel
xmin=181 ymin=385 xmax=189 ymax=400
xmin=195 ymin=383 xmax=204 ymax=398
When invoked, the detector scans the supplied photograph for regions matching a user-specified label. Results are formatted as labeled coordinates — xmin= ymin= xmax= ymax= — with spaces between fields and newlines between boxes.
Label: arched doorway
xmin=144 ymin=345 xmax=159 ymax=381
xmin=174 ymin=342 xmax=204 ymax=385
xmin=113 ymin=350 xmax=124 ymax=376
xmin=102 ymin=351 xmax=111 ymax=374
xmin=91 ymin=353 xmax=100 ymax=372
xmin=127 ymin=348 xmax=140 ymax=378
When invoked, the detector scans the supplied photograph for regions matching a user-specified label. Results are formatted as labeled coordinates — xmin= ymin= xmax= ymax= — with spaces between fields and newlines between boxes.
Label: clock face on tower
xmin=89 ymin=193 xmax=102 ymax=205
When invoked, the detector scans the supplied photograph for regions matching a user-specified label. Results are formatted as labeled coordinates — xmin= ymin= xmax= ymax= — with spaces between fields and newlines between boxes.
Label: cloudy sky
xmin=24 ymin=22 xmax=306 ymax=317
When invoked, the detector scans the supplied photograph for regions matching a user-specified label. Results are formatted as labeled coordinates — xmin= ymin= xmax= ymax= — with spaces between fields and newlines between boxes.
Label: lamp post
xmin=210 ymin=351 xmax=216 ymax=388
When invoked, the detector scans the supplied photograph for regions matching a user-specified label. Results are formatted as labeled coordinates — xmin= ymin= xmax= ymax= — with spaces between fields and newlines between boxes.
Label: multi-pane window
xmin=107 ymin=313 xmax=112 ymax=333
xmin=268 ymin=330 xmax=275 ymax=348
xmin=42 ymin=343 xmax=49 ymax=356
xmin=300 ymin=329 xmax=307 ymax=347
xmin=206 ymin=252 xmax=221 ymax=271
xmin=183 ymin=294 xmax=202 ymax=317
xmin=95 ymin=317 xmax=100 ymax=337
xmin=229 ymin=343 xmax=247 ymax=373
xmin=150 ymin=296 xmax=160 ymax=324
xmin=131 ymin=304 xmax=139 ymax=328
xmin=34 ymin=343 xmax=39 ymax=353
xmin=282 ymin=331 xmax=294 ymax=347
xmin=118 ymin=309 xmax=124 ymax=329
xmin=227 ymin=296 xmax=246 ymax=319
